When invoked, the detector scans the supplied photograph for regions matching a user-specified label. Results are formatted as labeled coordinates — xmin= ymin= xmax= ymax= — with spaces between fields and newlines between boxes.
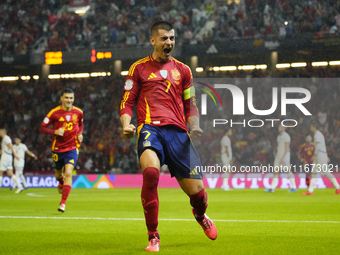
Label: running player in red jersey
xmin=298 ymin=135 xmax=315 ymax=187
xmin=120 ymin=21 xmax=217 ymax=252
xmin=39 ymin=88 xmax=83 ymax=212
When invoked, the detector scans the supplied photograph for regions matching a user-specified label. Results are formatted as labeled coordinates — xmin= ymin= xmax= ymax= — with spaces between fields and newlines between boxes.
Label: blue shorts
xmin=52 ymin=149 xmax=78 ymax=170
xmin=137 ymin=124 xmax=202 ymax=179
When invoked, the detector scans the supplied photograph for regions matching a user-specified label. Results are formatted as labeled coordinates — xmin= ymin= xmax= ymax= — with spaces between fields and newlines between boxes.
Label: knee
xmin=192 ymin=183 xmax=204 ymax=195
xmin=143 ymin=167 xmax=159 ymax=190
xmin=64 ymin=170 xmax=72 ymax=178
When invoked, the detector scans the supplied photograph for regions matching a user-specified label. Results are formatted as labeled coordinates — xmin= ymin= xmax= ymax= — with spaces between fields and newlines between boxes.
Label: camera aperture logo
xmin=196 ymin=82 xmax=223 ymax=115
xmin=196 ymin=83 xmax=312 ymax=128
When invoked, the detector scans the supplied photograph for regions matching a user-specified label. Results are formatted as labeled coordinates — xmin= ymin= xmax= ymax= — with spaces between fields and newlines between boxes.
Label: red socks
xmin=61 ymin=185 xmax=71 ymax=204
xmin=189 ymin=189 xmax=208 ymax=220
xmin=141 ymin=167 xmax=160 ymax=236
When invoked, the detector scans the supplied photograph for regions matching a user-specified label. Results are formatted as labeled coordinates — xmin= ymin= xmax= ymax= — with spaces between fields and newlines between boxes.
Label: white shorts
xmin=221 ymin=154 xmax=232 ymax=175
xmin=274 ymin=155 xmax=290 ymax=172
xmin=221 ymin=154 xmax=230 ymax=167
xmin=0 ymin=156 xmax=13 ymax=171
xmin=311 ymin=153 xmax=328 ymax=176
xmin=14 ymin=166 xmax=24 ymax=175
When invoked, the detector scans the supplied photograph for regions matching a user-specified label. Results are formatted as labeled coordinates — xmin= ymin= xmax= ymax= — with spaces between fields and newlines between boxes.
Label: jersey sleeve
xmin=182 ymin=65 xmax=199 ymax=119
xmin=297 ymin=145 xmax=304 ymax=160
xmin=78 ymin=110 xmax=84 ymax=133
xmin=39 ymin=110 xmax=55 ymax=135
xmin=23 ymin=144 xmax=28 ymax=152
xmin=314 ymin=134 xmax=320 ymax=154
xmin=311 ymin=144 xmax=315 ymax=154
xmin=120 ymin=65 xmax=141 ymax=117
xmin=220 ymin=136 xmax=226 ymax=147
xmin=284 ymin=133 xmax=291 ymax=143
xmin=226 ymin=137 xmax=231 ymax=147
xmin=4 ymin=136 xmax=12 ymax=145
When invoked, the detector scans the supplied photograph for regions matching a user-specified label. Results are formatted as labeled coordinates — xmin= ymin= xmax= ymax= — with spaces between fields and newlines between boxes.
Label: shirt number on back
xmin=164 ymin=80 xmax=172 ymax=92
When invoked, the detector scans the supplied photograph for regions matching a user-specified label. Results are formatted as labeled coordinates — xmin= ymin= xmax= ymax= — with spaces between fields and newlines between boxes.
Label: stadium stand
xmin=1 ymin=0 xmax=340 ymax=53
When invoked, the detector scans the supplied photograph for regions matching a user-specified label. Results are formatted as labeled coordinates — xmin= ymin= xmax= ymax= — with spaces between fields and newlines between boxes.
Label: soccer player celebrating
xmin=120 ymin=21 xmax=217 ymax=252
xmin=11 ymin=137 xmax=38 ymax=190
xmin=264 ymin=125 xmax=297 ymax=193
xmin=0 ymin=128 xmax=24 ymax=193
xmin=297 ymin=135 xmax=315 ymax=187
xmin=221 ymin=128 xmax=233 ymax=191
xmin=302 ymin=121 xmax=340 ymax=195
xmin=39 ymin=88 xmax=84 ymax=212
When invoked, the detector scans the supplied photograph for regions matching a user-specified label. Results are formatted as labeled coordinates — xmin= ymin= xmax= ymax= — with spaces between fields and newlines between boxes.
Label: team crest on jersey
xmin=124 ymin=79 xmax=133 ymax=90
xmin=66 ymin=115 xmax=71 ymax=122
xmin=143 ymin=141 xmax=151 ymax=147
xmin=160 ymin=70 xmax=168 ymax=79
xmin=72 ymin=114 xmax=78 ymax=124
xmin=171 ymin=68 xmax=181 ymax=80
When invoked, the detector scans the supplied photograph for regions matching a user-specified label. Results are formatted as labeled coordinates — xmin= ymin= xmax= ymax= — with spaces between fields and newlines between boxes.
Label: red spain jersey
xmin=40 ymin=106 xmax=84 ymax=153
xmin=120 ymin=55 xmax=199 ymax=131
xmin=298 ymin=143 xmax=315 ymax=164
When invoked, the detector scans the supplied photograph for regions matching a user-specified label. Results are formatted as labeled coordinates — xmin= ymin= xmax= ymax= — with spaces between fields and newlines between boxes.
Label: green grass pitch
xmin=0 ymin=188 xmax=339 ymax=255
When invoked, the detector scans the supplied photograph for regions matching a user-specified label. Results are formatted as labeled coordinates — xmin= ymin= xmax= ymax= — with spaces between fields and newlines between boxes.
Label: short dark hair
xmin=310 ymin=120 xmax=320 ymax=129
xmin=0 ymin=127 xmax=7 ymax=132
xmin=15 ymin=136 xmax=23 ymax=141
xmin=61 ymin=88 xmax=74 ymax=96
xmin=151 ymin=21 xmax=174 ymax=36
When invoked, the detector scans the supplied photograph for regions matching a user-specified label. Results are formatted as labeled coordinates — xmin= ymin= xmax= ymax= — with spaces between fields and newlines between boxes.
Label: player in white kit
xmin=302 ymin=121 xmax=340 ymax=195
xmin=220 ymin=128 xmax=233 ymax=191
xmin=0 ymin=128 xmax=24 ymax=193
xmin=264 ymin=125 xmax=297 ymax=193
xmin=11 ymin=137 xmax=37 ymax=190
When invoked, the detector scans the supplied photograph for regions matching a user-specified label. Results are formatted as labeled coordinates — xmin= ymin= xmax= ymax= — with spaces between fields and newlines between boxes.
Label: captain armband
xmin=183 ymin=86 xmax=196 ymax=100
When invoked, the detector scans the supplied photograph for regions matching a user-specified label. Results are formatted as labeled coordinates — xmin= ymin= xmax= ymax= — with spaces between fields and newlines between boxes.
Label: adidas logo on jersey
xmin=59 ymin=117 xmax=65 ymax=121
xmin=148 ymin=73 xmax=157 ymax=80
xmin=189 ymin=168 xmax=199 ymax=175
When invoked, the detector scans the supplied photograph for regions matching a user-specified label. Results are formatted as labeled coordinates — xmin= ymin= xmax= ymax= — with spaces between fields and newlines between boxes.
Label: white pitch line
xmin=26 ymin=193 xmax=45 ymax=197
xmin=0 ymin=216 xmax=338 ymax=224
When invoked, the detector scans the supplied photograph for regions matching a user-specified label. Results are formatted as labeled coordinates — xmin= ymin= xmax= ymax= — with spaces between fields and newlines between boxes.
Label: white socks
xmin=11 ymin=175 xmax=23 ymax=189
xmin=288 ymin=172 xmax=297 ymax=189
xmin=308 ymin=173 xmax=340 ymax=193
xmin=308 ymin=177 xmax=317 ymax=193
xmin=223 ymin=175 xmax=229 ymax=187
xmin=324 ymin=172 xmax=340 ymax=189
xmin=20 ymin=174 xmax=27 ymax=188
xmin=271 ymin=176 xmax=278 ymax=190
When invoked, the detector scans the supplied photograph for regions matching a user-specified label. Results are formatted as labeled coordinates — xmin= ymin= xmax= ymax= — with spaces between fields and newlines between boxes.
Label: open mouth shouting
xmin=163 ymin=47 xmax=172 ymax=57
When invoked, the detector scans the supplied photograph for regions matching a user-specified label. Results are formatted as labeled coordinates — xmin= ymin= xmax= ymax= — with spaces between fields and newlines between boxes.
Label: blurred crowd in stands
xmin=1 ymin=0 xmax=340 ymax=54
xmin=0 ymin=75 xmax=139 ymax=174
xmin=1 ymin=66 xmax=340 ymax=174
